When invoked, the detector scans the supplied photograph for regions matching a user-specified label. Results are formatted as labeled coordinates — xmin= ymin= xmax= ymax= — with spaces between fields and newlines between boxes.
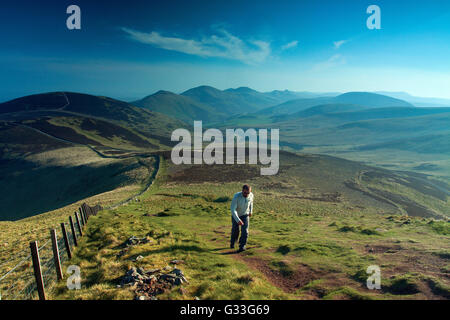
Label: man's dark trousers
xmin=230 ymin=214 xmax=249 ymax=250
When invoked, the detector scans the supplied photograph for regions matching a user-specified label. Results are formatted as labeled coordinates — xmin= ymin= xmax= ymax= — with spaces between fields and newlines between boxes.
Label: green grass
xmin=2 ymin=90 xmax=449 ymax=300
xmin=50 ymin=207 xmax=290 ymax=300
xmin=1 ymin=149 xmax=448 ymax=300
xmin=0 ymin=146 xmax=156 ymax=220
xmin=46 ymin=155 xmax=450 ymax=300
xmin=384 ymin=273 xmax=421 ymax=295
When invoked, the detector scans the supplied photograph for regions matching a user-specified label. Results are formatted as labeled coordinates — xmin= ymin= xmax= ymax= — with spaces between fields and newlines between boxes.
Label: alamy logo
xmin=171 ymin=121 xmax=279 ymax=175
xmin=66 ymin=265 xmax=81 ymax=290
xmin=366 ymin=265 xmax=381 ymax=290
xmin=367 ymin=5 xmax=381 ymax=30
xmin=66 ymin=5 xmax=81 ymax=30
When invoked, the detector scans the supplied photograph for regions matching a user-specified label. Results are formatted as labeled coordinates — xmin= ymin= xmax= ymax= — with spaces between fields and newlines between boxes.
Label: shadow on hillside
xmin=209 ymin=247 xmax=240 ymax=255
xmin=220 ymin=250 xmax=240 ymax=255
xmin=143 ymin=245 xmax=207 ymax=255
xmin=0 ymin=157 xmax=138 ymax=221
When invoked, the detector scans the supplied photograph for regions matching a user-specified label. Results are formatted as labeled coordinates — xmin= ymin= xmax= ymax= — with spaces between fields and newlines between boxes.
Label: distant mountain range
xmin=132 ymin=86 xmax=443 ymax=125
xmin=1 ymin=87 xmax=449 ymax=221
xmin=132 ymin=86 xmax=340 ymax=123
xmin=376 ymin=91 xmax=450 ymax=108
xmin=1 ymin=87 xmax=450 ymax=173
xmin=257 ymin=92 xmax=415 ymax=117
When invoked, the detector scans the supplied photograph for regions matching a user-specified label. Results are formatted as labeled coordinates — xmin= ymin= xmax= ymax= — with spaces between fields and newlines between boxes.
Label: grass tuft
xmin=276 ymin=245 xmax=291 ymax=255
xmin=236 ymin=275 xmax=254 ymax=284
xmin=385 ymin=274 xmax=420 ymax=295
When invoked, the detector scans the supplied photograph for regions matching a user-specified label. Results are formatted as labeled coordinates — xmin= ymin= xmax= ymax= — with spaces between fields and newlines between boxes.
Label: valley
xmin=0 ymin=87 xmax=448 ymax=300
xmin=48 ymin=153 xmax=450 ymax=300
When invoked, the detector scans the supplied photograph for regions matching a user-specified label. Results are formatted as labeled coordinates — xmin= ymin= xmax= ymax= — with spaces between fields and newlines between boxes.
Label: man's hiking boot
xmin=237 ymin=247 xmax=246 ymax=253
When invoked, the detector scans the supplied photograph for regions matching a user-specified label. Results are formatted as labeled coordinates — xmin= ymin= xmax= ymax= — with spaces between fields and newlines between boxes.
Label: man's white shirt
xmin=230 ymin=191 xmax=254 ymax=223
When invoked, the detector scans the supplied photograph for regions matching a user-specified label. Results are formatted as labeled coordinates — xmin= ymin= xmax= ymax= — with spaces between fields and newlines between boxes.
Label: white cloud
xmin=312 ymin=54 xmax=346 ymax=71
xmin=281 ymin=40 xmax=298 ymax=50
xmin=333 ymin=40 xmax=348 ymax=49
xmin=121 ymin=27 xmax=271 ymax=64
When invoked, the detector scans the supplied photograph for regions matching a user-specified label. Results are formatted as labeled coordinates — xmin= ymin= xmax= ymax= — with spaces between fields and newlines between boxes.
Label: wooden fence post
xmin=50 ymin=229 xmax=63 ymax=280
xmin=69 ymin=216 xmax=78 ymax=246
xmin=79 ymin=209 xmax=85 ymax=227
xmin=81 ymin=206 xmax=88 ymax=221
xmin=61 ymin=223 xmax=72 ymax=259
xmin=80 ymin=207 xmax=86 ymax=222
xmin=30 ymin=241 xmax=46 ymax=300
xmin=75 ymin=212 xmax=83 ymax=237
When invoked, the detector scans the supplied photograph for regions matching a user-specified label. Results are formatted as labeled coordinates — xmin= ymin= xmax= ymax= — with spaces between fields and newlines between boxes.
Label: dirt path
xmin=207 ymin=227 xmax=320 ymax=299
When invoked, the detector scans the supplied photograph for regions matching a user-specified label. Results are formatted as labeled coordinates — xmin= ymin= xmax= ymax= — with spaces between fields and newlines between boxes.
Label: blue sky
xmin=1 ymin=0 xmax=450 ymax=101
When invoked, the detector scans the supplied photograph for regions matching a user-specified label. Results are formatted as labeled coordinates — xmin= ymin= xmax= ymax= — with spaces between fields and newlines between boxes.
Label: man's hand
xmin=238 ymin=220 xmax=244 ymax=226
xmin=249 ymin=213 xmax=252 ymax=217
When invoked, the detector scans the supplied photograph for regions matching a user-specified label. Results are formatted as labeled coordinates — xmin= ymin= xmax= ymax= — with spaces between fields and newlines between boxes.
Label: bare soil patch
xmin=233 ymin=254 xmax=320 ymax=295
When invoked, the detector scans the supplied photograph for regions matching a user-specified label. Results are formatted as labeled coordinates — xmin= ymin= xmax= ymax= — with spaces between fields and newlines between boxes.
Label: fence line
xmin=0 ymin=247 xmax=32 ymax=269
xmin=0 ymin=253 xmax=32 ymax=283
xmin=0 ymin=203 xmax=102 ymax=300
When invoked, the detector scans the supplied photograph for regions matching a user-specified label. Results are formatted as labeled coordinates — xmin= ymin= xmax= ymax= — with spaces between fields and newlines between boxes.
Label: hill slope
xmin=133 ymin=90 xmax=225 ymax=124
xmin=0 ymin=92 xmax=185 ymax=220
xmin=181 ymin=86 xmax=308 ymax=115
xmin=259 ymin=92 xmax=414 ymax=116
xmin=334 ymin=92 xmax=414 ymax=108
xmin=0 ymin=92 xmax=187 ymax=150
xmin=46 ymin=152 xmax=450 ymax=300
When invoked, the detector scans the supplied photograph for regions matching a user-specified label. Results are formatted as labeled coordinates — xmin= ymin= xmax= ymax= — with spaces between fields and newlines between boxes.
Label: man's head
xmin=242 ymin=184 xmax=251 ymax=197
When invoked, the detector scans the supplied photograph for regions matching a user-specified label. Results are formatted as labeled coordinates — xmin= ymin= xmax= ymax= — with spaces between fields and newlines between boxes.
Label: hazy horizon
xmin=3 ymin=86 xmax=450 ymax=106
xmin=2 ymin=0 xmax=450 ymax=101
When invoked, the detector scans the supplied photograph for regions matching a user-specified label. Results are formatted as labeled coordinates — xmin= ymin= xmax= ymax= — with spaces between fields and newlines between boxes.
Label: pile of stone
xmin=116 ymin=235 xmax=153 ymax=258
xmin=126 ymin=235 xmax=151 ymax=246
xmin=118 ymin=266 xmax=189 ymax=300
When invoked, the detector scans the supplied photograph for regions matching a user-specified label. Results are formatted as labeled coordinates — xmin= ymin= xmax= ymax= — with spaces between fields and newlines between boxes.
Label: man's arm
xmin=230 ymin=195 xmax=241 ymax=223
xmin=249 ymin=194 xmax=253 ymax=217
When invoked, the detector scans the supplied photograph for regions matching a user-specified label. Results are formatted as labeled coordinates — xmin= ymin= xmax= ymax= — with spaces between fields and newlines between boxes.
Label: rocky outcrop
xmin=119 ymin=266 xmax=189 ymax=300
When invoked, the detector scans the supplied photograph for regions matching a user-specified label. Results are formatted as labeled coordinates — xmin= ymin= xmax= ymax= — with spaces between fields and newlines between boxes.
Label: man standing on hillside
xmin=230 ymin=184 xmax=254 ymax=253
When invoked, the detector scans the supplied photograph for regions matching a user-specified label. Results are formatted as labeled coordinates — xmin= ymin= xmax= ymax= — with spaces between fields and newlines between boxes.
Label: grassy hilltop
xmin=0 ymin=92 xmax=187 ymax=220
xmin=0 ymin=89 xmax=449 ymax=300
xmin=48 ymin=152 xmax=449 ymax=300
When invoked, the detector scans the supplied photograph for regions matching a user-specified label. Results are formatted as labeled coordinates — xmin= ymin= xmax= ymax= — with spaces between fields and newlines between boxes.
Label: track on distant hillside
xmin=16 ymin=123 xmax=161 ymax=209
xmin=17 ymin=123 xmax=146 ymax=159
xmin=107 ymin=155 xmax=161 ymax=209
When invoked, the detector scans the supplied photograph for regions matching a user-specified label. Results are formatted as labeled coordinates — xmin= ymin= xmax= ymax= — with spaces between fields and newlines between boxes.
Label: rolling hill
xmin=272 ymin=106 xmax=450 ymax=126
xmin=0 ymin=89 xmax=449 ymax=302
xmin=355 ymin=132 xmax=450 ymax=154
xmin=376 ymin=91 xmax=450 ymax=108
xmin=223 ymin=86 xmax=290 ymax=109
xmin=181 ymin=85 xmax=251 ymax=115
xmin=266 ymin=110 xmax=450 ymax=152
xmin=216 ymin=92 xmax=450 ymax=176
xmin=0 ymin=92 xmax=186 ymax=220
xmin=271 ymin=103 xmax=370 ymax=122
xmin=132 ymin=86 xmax=339 ymax=123
xmin=47 ymin=151 xmax=450 ymax=300
xmin=333 ymin=92 xmax=414 ymax=108
xmin=132 ymin=90 xmax=226 ymax=124
xmin=265 ymin=89 xmax=339 ymax=101
xmin=180 ymin=85 xmax=321 ymax=115
xmin=258 ymin=92 xmax=414 ymax=116
xmin=0 ymin=92 xmax=187 ymax=150
xmin=1 ymin=88 xmax=450 ymax=220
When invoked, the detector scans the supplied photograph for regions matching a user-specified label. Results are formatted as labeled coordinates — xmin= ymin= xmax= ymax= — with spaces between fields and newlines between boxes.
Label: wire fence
xmin=0 ymin=203 xmax=102 ymax=300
